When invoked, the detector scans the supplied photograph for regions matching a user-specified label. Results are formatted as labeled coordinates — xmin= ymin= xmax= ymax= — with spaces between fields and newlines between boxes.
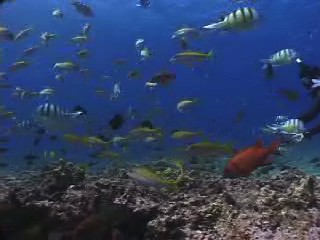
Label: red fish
xmin=224 ymin=140 xmax=281 ymax=177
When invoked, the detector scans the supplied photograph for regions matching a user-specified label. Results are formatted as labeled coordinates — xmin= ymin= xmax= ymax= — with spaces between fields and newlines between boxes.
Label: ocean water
xmin=1 ymin=0 xmax=320 ymax=170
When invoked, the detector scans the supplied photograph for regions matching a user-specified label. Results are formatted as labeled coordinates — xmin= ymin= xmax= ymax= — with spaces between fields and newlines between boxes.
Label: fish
xmin=22 ymin=45 xmax=40 ymax=56
xmin=135 ymin=38 xmax=145 ymax=51
xmin=202 ymin=7 xmax=259 ymax=31
xmin=150 ymin=71 xmax=176 ymax=85
xmin=261 ymin=49 xmax=298 ymax=67
xmin=109 ymin=114 xmax=125 ymax=130
xmin=53 ymin=61 xmax=79 ymax=71
xmin=171 ymin=130 xmax=202 ymax=140
xmin=185 ymin=141 xmax=234 ymax=157
xmin=140 ymin=47 xmax=152 ymax=61
xmin=176 ymin=98 xmax=198 ymax=112
xmin=0 ymin=72 xmax=8 ymax=80
xmin=71 ymin=0 xmax=94 ymax=17
xmin=77 ymin=49 xmax=89 ymax=58
xmin=136 ymin=0 xmax=150 ymax=8
xmin=129 ymin=127 xmax=162 ymax=138
xmin=71 ymin=35 xmax=88 ymax=45
xmin=171 ymin=27 xmax=200 ymax=40
xmin=224 ymin=140 xmax=281 ymax=177
xmin=37 ymin=87 xmax=56 ymax=99
xmin=0 ymin=27 xmax=14 ymax=41
xmin=277 ymin=89 xmax=300 ymax=102
xmin=40 ymin=32 xmax=57 ymax=46
xmin=110 ymin=82 xmax=121 ymax=101
xmin=89 ymin=150 xmax=120 ymax=160
xmin=127 ymin=70 xmax=141 ymax=79
xmin=82 ymin=23 xmax=91 ymax=36
xmin=34 ymin=103 xmax=85 ymax=131
xmin=14 ymin=27 xmax=33 ymax=41
xmin=170 ymin=50 xmax=213 ymax=66
xmin=52 ymin=9 xmax=63 ymax=18
xmin=113 ymin=58 xmax=128 ymax=65
xmin=9 ymin=61 xmax=30 ymax=71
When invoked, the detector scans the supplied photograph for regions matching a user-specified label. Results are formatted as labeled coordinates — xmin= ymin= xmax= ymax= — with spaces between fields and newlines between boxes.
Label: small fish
xmin=176 ymin=98 xmax=198 ymax=112
xmin=110 ymin=82 xmax=121 ymax=100
xmin=77 ymin=49 xmax=89 ymax=58
xmin=0 ymin=27 xmax=14 ymax=41
xmin=41 ymin=32 xmax=57 ymax=46
xmin=261 ymin=49 xmax=298 ymax=67
xmin=135 ymin=38 xmax=145 ymax=51
xmin=136 ymin=0 xmax=150 ymax=8
xmin=95 ymin=88 xmax=108 ymax=97
xmin=170 ymin=50 xmax=213 ymax=66
xmin=38 ymin=87 xmax=56 ymax=98
xmin=127 ymin=70 xmax=141 ymax=79
xmin=14 ymin=27 xmax=33 ymax=41
xmin=71 ymin=35 xmax=88 ymax=45
xmin=9 ymin=61 xmax=30 ymax=71
xmin=224 ymin=140 xmax=281 ymax=177
xmin=109 ymin=114 xmax=125 ymax=130
xmin=150 ymin=71 xmax=176 ymax=86
xmin=277 ymin=89 xmax=300 ymax=102
xmin=82 ymin=23 xmax=91 ymax=36
xmin=22 ymin=45 xmax=40 ymax=56
xmin=90 ymin=150 xmax=120 ymax=160
xmin=71 ymin=1 xmax=94 ymax=17
xmin=172 ymin=27 xmax=200 ymax=40
xmin=202 ymin=7 xmax=259 ymax=31
xmin=0 ymin=72 xmax=8 ymax=80
xmin=55 ymin=74 xmax=65 ymax=82
xmin=53 ymin=61 xmax=79 ymax=71
xmin=52 ymin=9 xmax=63 ymax=18
xmin=140 ymin=47 xmax=152 ymax=61
xmin=113 ymin=58 xmax=128 ymax=65
xmin=0 ymin=83 xmax=12 ymax=89
xmin=171 ymin=130 xmax=202 ymax=140
xmin=145 ymin=81 xmax=158 ymax=89
xmin=129 ymin=127 xmax=162 ymax=138
xmin=186 ymin=141 xmax=234 ymax=157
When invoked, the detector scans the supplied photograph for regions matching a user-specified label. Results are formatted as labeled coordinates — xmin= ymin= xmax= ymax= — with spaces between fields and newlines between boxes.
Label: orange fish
xmin=224 ymin=140 xmax=281 ymax=177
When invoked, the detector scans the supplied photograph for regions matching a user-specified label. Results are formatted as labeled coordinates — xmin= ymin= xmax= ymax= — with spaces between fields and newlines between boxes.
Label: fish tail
xmin=207 ymin=50 xmax=214 ymax=59
xmin=202 ymin=21 xmax=225 ymax=30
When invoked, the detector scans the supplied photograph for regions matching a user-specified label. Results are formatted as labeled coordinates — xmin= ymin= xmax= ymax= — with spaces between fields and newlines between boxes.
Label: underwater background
xmin=2 ymin=1 xmax=320 ymax=239
xmin=2 ymin=0 xmax=320 ymax=172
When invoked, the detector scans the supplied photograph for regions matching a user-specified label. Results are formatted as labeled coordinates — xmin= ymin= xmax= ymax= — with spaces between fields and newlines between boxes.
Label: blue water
xmin=1 ymin=0 xmax=320 ymax=168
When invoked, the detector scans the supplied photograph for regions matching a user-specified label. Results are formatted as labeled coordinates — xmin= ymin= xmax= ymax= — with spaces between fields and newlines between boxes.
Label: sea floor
xmin=1 ymin=155 xmax=320 ymax=240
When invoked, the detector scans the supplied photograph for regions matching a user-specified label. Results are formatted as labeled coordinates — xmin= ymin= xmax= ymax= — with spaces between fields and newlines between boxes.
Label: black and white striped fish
xmin=261 ymin=49 xmax=299 ymax=67
xmin=202 ymin=7 xmax=259 ymax=30
xmin=35 ymin=103 xmax=87 ymax=132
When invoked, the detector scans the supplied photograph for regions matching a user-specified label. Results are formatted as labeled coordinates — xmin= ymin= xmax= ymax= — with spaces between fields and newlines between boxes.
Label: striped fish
xmin=202 ymin=7 xmax=259 ymax=30
xmin=35 ymin=103 xmax=83 ymax=132
xmin=261 ymin=49 xmax=298 ymax=67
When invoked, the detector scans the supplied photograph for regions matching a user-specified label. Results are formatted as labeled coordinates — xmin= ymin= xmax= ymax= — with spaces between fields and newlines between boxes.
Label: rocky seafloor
xmin=1 ymin=159 xmax=320 ymax=240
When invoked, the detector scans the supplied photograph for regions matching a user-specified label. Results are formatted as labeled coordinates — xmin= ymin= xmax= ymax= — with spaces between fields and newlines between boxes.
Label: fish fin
xmin=207 ymin=50 xmax=214 ymax=59
xmin=260 ymin=59 xmax=270 ymax=64
xmin=202 ymin=21 xmax=225 ymax=30
xmin=311 ymin=79 xmax=320 ymax=88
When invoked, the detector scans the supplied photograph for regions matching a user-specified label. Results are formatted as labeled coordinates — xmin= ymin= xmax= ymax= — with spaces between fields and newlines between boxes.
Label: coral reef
xmin=1 ymin=160 xmax=320 ymax=239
